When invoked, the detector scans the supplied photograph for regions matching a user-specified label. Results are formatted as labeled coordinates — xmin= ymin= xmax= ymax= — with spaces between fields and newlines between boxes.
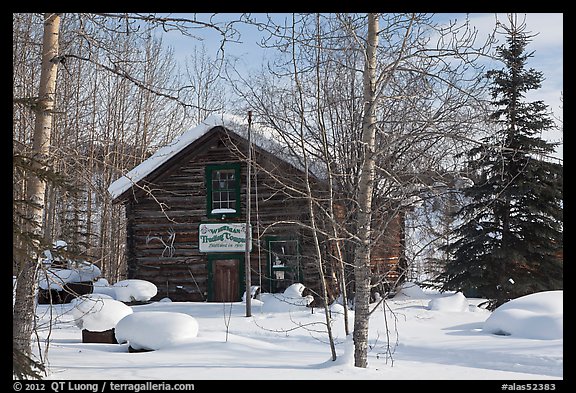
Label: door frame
xmin=207 ymin=253 xmax=245 ymax=302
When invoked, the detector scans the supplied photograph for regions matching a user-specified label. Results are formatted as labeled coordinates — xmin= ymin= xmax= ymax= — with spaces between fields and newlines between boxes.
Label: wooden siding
xmin=123 ymin=128 xmax=326 ymax=301
xmin=370 ymin=211 xmax=407 ymax=291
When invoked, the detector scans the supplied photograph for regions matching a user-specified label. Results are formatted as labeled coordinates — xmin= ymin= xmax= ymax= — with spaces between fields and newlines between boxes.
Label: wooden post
xmin=245 ymin=111 xmax=253 ymax=317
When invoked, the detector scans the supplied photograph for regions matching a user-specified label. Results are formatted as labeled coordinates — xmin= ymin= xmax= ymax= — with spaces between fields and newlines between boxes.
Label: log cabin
xmin=108 ymin=113 xmax=406 ymax=303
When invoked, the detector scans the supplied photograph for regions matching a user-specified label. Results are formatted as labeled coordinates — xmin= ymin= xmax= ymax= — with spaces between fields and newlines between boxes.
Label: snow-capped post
xmin=245 ymin=111 xmax=253 ymax=317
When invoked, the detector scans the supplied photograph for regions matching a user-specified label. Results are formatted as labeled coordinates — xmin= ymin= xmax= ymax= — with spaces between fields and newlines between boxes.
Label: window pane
xmin=212 ymin=170 xmax=235 ymax=190
xmin=209 ymin=167 xmax=238 ymax=214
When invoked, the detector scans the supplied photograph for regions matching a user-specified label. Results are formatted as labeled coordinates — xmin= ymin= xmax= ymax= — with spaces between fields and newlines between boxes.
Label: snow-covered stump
xmin=113 ymin=279 xmax=158 ymax=305
xmin=70 ymin=294 xmax=134 ymax=344
xmin=82 ymin=328 xmax=118 ymax=344
xmin=115 ymin=311 xmax=199 ymax=353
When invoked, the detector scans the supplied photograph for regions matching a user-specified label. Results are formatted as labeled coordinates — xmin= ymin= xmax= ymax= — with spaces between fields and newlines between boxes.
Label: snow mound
xmin=394 ymin=282 xmax=429 ymax=299
xmin=70 ymin=294 xmax=133 ymax=332
xmin=242 ymin=285 xmax=261 ymax=301
xmin=92 ymin=278 xmax=117 ymax=298
xmin=283 ymin=283 xmax=314 ymax=306
xmin=483 ymin=290 xmax=563 ymax=340
xmin=428 ymin=292 xmax=469 ymax=312
xmin=258 ymin=283 xmax=313 ymax=313
xmin=329 ymin=302 xmax=346 ymax=316
xmin=115 ymin=311 xmax=199 ymax=350
xmin=283 ymin=283 xmax=306 ymax=298
xmin=113 ymin=279 xmax=157 ymax=302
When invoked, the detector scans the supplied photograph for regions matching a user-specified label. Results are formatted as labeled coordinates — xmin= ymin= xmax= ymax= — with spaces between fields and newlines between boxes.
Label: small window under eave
xmin=205 ymin=163 xmax=241 ymax=219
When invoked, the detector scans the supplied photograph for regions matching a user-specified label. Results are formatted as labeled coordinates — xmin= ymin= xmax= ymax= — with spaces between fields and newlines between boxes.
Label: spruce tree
xmin=438 ymin=15 xmax=563 ymax=310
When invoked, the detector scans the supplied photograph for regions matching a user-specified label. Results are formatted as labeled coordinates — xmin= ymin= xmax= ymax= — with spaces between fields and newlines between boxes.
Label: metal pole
xmin=245 ymin=111 xmax=253 ymax=317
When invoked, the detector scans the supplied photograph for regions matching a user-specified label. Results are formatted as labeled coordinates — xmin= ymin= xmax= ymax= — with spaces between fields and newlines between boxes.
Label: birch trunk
xmin=289 ymin=14 xmax=337 ymax=361
xmin=13 ymin=13 xmax=61 ymax=357
xmin=352 ymin=12 xmax=378 ymax=369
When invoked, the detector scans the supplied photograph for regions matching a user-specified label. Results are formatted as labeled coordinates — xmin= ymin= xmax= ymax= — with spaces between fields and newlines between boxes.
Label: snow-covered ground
xmin=31 ymin=283 xmax=562 ymax=381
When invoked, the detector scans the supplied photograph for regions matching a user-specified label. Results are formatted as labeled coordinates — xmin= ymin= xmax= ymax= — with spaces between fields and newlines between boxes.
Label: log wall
xmin=124 ymin=129 xmax=323 ymax=301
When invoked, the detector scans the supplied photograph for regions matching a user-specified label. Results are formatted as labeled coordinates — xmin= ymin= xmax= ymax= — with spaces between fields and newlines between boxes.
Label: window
xmin=206 ymin=163 xmax=241 ymax=218
xmin=267 ymin=237 xmax=301 ymax=293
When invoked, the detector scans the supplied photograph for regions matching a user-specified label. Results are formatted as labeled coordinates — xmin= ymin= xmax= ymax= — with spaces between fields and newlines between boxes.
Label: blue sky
xmin=160 ymin=13 xmax=563 ymax=159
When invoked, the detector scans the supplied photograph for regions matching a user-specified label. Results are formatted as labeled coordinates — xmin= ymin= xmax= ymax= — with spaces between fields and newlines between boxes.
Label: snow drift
xmin=428 ymin=292 xmax=469 ymax=312
xmin=482 ymin=290 xmax=563 ymax=340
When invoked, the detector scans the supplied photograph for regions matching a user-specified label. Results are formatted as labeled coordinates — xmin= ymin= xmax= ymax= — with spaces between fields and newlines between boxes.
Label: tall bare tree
xmin=13 ymin=12 xmax=61 ymax=367
xmin=352 ymin=12 xmax=379 ymax=368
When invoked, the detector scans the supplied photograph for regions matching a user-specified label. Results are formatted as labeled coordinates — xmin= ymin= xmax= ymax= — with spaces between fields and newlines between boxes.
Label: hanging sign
xmin=199 ymin=223 xmax=252 ymax=253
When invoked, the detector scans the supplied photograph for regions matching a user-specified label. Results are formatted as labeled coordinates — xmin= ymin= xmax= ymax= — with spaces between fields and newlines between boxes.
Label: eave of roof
xmin=107 ymin=113 xmax=325 ymax=203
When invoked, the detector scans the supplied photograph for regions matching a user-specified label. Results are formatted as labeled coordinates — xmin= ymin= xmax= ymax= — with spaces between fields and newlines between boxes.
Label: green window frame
xmin=205 ymin=163 xmax=241 ymax=219
xmin=266 ymin=236 xmax=301 ymax=293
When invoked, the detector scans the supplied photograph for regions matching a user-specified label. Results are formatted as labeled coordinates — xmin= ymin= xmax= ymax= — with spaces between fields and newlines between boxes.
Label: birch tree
xmin=352 ymin=12 xmax=378 ymax=368
xmin=13 ymin=12 xmax=61 ymax=369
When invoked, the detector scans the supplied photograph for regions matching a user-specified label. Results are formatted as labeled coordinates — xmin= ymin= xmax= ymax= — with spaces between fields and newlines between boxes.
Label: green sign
xmin=199 ymin=223 xmax=252 ymax=253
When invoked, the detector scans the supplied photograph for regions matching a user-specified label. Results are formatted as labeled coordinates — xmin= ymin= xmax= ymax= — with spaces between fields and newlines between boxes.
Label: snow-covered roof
xmin=107 ymin=113 xmax=321 ymax=201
